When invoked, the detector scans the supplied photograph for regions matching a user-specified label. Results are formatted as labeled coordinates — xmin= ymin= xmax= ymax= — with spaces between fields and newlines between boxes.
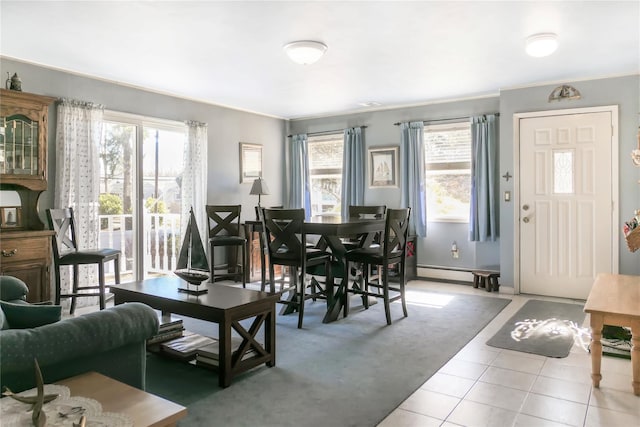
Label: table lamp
xmin=250 ymin=176 xmax=270 ymax=210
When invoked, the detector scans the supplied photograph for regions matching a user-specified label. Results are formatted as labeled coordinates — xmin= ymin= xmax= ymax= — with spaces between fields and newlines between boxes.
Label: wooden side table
xmin=584 ymin=273 xmax=640 ymax=396
xmin=58 ymin=371 xmax=187 ymax=426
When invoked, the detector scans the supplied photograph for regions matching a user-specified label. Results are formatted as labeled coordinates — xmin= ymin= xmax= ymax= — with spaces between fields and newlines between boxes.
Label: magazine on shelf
xmin=160 ymin=332 xmax=217 ymax=360
xmin=195 ymin=336 xmax=258 ymax=366
xmin=147 ymin=327 xmax=185 ymax=346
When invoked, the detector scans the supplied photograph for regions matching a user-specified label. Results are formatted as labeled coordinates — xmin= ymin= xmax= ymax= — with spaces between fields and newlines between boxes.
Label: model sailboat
xmin=174 ymin=207 xmax=210 ymax=295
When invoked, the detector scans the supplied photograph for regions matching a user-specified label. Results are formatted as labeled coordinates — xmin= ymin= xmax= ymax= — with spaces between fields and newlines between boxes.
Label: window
xmin=308 ymin=134 xmax=343 ymax=217
xmin=100 ymin=112 xmax=187 ymax=281
xmin=424 ymin=122 xmax=471 ymax=222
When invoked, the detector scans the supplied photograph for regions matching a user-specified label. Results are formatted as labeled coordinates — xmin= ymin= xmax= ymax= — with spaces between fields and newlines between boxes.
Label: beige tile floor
xmin=378 ymin=281 xmax=639 ymax=427
xmin=72 ymin=278 xmax=638 ymax=426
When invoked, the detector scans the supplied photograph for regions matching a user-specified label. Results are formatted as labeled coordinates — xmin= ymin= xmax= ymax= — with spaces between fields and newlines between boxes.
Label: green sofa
xmin=0 ymin=276 xmax=159 ymax=392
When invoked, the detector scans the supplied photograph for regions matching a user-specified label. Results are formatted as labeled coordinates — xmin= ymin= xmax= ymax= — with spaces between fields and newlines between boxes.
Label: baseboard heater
xmin=416 ymin=265 xmax=475 ymax=283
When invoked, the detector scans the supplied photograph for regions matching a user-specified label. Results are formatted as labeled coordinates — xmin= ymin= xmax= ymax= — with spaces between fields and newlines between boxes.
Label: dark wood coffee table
xmin=111 ymin=276 xmax=278 ymax=387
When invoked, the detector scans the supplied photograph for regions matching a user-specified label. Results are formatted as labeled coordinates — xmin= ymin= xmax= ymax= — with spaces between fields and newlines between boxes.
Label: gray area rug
xmin=486 ymin=299 xmax=585 ymax=358
xmin=146 ymin=289 xmax=510 ymax=427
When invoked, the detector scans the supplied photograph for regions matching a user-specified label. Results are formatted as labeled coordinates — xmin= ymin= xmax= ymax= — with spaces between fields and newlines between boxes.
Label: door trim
xmin=512 ymin=105 xmax=619 ymax=295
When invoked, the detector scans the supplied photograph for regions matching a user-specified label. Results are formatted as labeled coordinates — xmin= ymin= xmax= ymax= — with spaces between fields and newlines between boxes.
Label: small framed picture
xmin=239 ymin=143 xmax=263 ymax=183
xmin=369 ymin=146 xmax=399 ymax=188
xmin=1 ymin=206 xmax=22 ymax=229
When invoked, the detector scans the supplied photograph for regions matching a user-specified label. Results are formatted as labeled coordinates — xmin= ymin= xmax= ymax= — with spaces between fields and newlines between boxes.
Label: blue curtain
xmin=400 ymin=122 xmax=427 ymax=237
xmin=340 ymin=127 xmax=365 ymax=220
xmin=469 ymin=114 xmax=498 ymax=241
xmin=288 ymin=133 xmax=311 ymax=220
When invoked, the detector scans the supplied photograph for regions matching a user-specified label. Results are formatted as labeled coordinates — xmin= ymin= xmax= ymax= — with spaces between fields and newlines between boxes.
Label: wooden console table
xmin=584 ymin=273 xmax=640 ymax=395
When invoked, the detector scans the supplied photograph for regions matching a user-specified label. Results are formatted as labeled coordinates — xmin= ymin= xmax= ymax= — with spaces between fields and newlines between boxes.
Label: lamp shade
xmin=250 ymin=177 xmax=270 ymax=196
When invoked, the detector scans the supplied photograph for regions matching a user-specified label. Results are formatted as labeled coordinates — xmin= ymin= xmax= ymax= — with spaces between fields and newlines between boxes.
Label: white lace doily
xmin=0 ymin=384 xmax=133 ymax=426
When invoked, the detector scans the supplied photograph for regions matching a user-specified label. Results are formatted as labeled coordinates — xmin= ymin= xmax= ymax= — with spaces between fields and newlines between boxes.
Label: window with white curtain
xmin=308 ymin=133 xmax=343 ymax=217
xmin=424 ymin=122 xmax=471 ymax=222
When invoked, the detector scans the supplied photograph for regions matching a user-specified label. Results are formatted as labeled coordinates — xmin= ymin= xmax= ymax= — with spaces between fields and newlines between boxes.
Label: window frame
xmin=424 ymin=121 xmax=472 ymax=223
xmin=307 ymin=133 xmax=344 ymax=218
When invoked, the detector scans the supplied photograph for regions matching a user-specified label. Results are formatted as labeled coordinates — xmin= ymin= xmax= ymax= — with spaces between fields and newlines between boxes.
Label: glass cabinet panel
xmin=0 ymin=115 xmax=39 ymax=176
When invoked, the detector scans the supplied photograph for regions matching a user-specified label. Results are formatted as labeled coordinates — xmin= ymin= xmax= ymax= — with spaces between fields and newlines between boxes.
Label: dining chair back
xmin=46 ymin=207 xmax=120 ymax=314
xmin=206 ymin=205 xmax=246 ymax=287
xmin=346 ymin=205 xmax=387 ymax=249
xmin=343 ymin=207 xmax=411 ymax=325
xmin=261 ymin=208 xmax=331 ymax=328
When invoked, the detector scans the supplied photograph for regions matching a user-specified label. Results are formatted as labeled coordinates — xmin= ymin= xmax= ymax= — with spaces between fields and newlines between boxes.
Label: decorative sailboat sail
xmin=174 ymin=207 xmax=209 ymax=293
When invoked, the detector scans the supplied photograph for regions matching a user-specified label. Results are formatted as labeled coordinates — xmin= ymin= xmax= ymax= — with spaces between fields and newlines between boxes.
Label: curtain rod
xmin=287 ymin=125 xmax=367 ymax=138
xmin=393 ymin=113 xmax=500 ymax=126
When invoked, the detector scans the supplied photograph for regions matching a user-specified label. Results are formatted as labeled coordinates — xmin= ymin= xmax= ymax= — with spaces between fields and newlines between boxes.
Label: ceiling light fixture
xmin=525 ymin=33 xmax=558 ymax=57
xmin=283 ymin=41 xmax=327 ymax=65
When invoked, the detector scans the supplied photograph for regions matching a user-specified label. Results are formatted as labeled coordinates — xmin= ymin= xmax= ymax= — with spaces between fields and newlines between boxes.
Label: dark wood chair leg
xmin=114 ymin=256 xmax=121 ymax=284
xmin=343 ymin=260 xmax=351 ymax=318
xmin=98 ymin=262 xmax=106 ymax=310
xmin=54 ymin=264 xmax=62 ymax=305
xmin=297 ymin=270 xmax=305 ymax=329
xmin=382 ymin=266 xmax=392 ymax=325
xmin=241 ymin=244 xmax=246 ymax=288
xmin=70 ymin=264 xmax=79 ymax=315
xmin=400 ymin=262 xmax=408 ymax=318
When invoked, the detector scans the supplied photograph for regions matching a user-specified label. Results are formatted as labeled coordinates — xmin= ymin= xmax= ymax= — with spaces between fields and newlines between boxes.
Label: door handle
xmin=522 ymin=204 xmax=530 ymax=211
xmin=523 ymin=217 xmax=530 ymax=223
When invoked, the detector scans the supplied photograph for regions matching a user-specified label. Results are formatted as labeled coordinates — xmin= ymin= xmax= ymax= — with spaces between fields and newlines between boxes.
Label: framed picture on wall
xmin=369 ymin=146 xmax=399 ymax=188
xmin=239 ymin=143 xmax=263 ymax=183
xmin=0 ymin=206 xmax=22 ymax=229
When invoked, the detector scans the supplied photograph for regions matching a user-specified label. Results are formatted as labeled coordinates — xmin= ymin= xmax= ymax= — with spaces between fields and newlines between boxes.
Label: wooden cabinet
xmin=1 ymin=89 xmax=56 ymax=302
xmin=0 ymin=230 xmax=52 ymax=302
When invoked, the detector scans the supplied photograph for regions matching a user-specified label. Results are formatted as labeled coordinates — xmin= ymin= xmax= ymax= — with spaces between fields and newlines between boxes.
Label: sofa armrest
xmin=0 ymin=302 xmax=159 ymax=390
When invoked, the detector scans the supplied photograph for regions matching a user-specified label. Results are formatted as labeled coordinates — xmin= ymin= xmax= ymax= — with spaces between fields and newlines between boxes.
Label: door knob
xmin=522 ymin=204 xmax=530 ymax=211
xmin=523 ymin=217 xmax=530 ymax=223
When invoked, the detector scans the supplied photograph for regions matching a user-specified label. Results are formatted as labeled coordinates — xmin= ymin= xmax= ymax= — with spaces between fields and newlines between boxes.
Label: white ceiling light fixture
xmin=283 ymin=41 xmax=327 ymax=65
xmin=526 ymin=33 xmax=559 ymax=57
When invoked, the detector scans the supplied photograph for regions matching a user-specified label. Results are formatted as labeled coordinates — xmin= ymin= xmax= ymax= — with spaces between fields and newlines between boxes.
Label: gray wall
xmin=0 ymin=58 xmax=287 ymax=223
xmin=499 ymin=75 xmax=640 ymax=287
xmin=4 ymin=57 xmax=638 ymax=290
xmin=290 ymin=74 xmax=640 ymax=288
xmin=289 ymin=97 xmax=501 ymax=271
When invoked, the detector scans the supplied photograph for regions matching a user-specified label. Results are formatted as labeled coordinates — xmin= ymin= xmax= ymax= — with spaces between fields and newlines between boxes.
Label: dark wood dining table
xmin=306 ymin=215 xmax=385 ymax=322
xmin=244 ymin=215 xmax=385 ymax=323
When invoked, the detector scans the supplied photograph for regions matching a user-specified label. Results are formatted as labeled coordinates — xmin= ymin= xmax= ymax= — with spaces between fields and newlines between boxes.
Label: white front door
xmin=517 ymin=108 xmax=617 ymax=299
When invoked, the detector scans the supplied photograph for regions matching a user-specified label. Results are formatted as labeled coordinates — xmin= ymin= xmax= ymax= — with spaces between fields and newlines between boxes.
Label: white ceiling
xmin=1 ymin=1 xmax=638 ymax=120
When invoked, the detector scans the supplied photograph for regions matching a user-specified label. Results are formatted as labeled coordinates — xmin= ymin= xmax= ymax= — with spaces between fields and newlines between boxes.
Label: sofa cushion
xmin=0 ymin=301 xmax=62 ymax=329
xmin=0 ymin=276 xmax=29 ymax=302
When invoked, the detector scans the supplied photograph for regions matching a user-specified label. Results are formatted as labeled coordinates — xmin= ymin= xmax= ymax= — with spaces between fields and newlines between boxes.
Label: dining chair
xmin=344 ymin=205 xmax=387 ymax=250
xmin=46 ymin=207 xmax=121 ymax=314
xmin=206 ymin=205 xmax=246 ymax=287
xmin=260 ymin=208 xmax=332 ymax=328
xmin=343 ymin=207 xmax=411 ymax=325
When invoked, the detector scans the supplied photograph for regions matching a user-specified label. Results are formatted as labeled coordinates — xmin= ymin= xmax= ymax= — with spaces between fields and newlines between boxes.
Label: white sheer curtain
xmin=182 ymin=121 xmax=209 ymax=247
xmin=54 ymin=99 xmax=104 ymax=308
